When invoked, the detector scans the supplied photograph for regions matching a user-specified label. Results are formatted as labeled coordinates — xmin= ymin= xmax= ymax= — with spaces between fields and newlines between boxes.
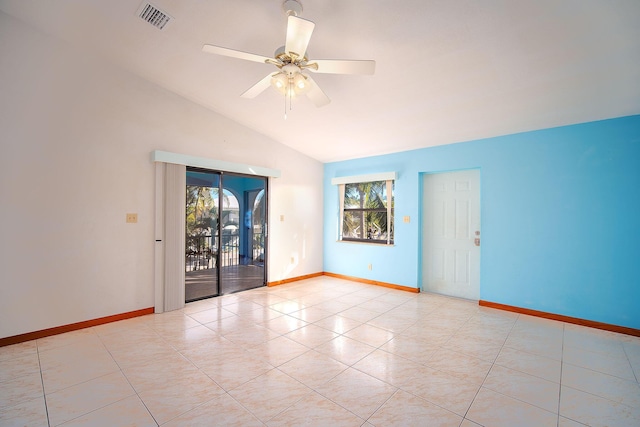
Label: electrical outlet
xmin=280 ymin=215 xmax=285 ymax=222
xmin=291 ymin=257 xmax=295 ymax=264
xmin=368 ymin=263 xmax=372 ymax=270
xmin=126 ymin=213 xmax=138 ymax=223
xmin=403 ymin=216 xmax=410 ymax=223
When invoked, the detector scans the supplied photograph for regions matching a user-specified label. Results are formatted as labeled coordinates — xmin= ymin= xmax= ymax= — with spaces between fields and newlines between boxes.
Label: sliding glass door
xmin=185 ymin=170 xmax=220 ymax=301
xmin=218 ymin=174 xmax=267 ymax=295
xmin=185 ymin=168 xmax=267 ymax=302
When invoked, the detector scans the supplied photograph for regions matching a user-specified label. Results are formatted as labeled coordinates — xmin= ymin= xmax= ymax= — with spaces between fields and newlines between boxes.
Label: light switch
xmin=280 ymin=215 xmax=285 ymax=222
xmin=126 ymin=213 xmax=138 ymax=223
xmin=403 ymin=216 xmax=410 ymax=223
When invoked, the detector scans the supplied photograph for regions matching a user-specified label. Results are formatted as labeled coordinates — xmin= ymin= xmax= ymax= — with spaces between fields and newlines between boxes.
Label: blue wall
xmin=324 ymin=115 xmax=640 ymax=329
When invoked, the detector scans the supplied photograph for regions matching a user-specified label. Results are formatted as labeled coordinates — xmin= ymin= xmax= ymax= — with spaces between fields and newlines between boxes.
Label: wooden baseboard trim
xmin=267 ymin=272 xmax=324 ymax=287
xmin=323 ymin=272 xmax=420 ymax=293
xmin=479 ymin=300 xmax=640 ymax=337
xmin=0 ymin=307 xmax=155 ymax=347
xmin=267 ymin=271 xmax=419 ymax=294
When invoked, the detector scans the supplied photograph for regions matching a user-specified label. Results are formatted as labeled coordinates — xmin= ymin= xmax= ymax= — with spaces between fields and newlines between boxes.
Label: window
xmin=341 ymin=180 xmax=394 ymax=244
xmin=332 ymin=172 xmax=396 ymax=245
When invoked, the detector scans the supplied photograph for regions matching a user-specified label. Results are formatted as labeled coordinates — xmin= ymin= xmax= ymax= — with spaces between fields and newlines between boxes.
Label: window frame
xmin=332 ymin=172 xmax=396 ymax=246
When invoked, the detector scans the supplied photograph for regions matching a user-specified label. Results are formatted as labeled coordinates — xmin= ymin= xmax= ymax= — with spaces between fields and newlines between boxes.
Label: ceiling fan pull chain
xmin=284 ymin=91 xmax=287 ymax=120
xmin=289 ymin=78 xmax=293 ymax=113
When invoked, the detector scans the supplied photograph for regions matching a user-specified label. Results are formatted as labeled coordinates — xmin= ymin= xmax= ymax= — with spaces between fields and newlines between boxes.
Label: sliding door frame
xmin=185 ymin=167 xmax=221 ymax=302
xmin=184 ymin=167 xmax=269 ymax=301
xmin=219 ymin=170 xmax=269 ymax=295
xmin=153 ymin=150 xmax=279 ymax=313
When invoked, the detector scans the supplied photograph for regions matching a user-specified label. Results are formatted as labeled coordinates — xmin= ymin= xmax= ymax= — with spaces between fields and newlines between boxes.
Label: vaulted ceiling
xmin=1 ymin=0 xmax=639 ymax=162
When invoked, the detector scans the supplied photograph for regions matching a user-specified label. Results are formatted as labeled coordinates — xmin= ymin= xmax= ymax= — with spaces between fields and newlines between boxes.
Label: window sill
xmin=336 ymin=240 xmax=395 ymax=247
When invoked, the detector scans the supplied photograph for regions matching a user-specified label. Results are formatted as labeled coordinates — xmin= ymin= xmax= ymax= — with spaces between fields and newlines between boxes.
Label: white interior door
xmin=422 ymin=169 xmax=480 ymax=300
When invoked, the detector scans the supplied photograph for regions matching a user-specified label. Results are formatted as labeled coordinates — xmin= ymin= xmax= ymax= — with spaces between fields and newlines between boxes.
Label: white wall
xmin=0 ymin=11 xmax=323 ymax=339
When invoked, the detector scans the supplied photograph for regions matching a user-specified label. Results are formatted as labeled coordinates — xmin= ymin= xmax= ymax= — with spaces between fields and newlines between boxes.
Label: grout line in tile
xmin=159 ymin=392 xmax=221 ymax=427
xmin=127 ymin=376 xmax=160 ymax=426
xmin=560 ymin=382 xmax=640 ymax=412
xmin=35 ymin=340 xmax=51 ymax=427
xmin=95 ymin=331 xmax=160 ymax=426
xmin=556 ymin=324 xmax=565 ymax=427
xmin=621 ymin=341 xmax=640 ymax=384
xmin=461 ymin=312 xmax=520 ymax=422
xmin=250 ymin=371 xmax=314 ymax=424
xmin=224 ymin=392 xmax=269 ymax=427
xmin=362 ymin=387 xmax=402 ymax=424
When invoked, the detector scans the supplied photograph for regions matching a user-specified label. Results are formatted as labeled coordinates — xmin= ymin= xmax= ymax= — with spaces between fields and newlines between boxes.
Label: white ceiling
xmin=2 ymin=0 xmax=639 ymax=162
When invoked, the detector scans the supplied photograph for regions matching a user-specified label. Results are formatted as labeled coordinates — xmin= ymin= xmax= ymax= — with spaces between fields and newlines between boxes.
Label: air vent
xmin=137 ymin=3 xmax=172 ymax=30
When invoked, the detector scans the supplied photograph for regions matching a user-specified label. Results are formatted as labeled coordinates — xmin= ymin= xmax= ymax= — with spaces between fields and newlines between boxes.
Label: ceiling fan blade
xmin=240 ymin=73 xmax=277 ymax=99
xmin=285 ymin=16 xmax=315 ymax=59
xmin=202 ymin=44 xmax=272 ymax=64
xmin=308 ymin=59 xmax=376 ymax=75
xmin=304 ymin=75 xmax=330 ymax=107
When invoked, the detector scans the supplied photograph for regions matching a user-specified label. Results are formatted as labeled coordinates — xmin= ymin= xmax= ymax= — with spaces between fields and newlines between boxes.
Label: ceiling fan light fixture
xmin=293 ymin=73 xmax=310 ymax=95
xmin=270 ymin=73 xmax=288 ymax=94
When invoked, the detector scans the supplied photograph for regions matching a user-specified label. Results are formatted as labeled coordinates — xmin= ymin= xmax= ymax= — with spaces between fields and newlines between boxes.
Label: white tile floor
xmin=1 ymin=276 xmax=639 ymax=426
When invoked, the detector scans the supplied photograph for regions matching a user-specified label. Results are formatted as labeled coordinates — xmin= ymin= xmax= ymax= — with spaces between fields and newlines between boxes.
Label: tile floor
xmin=1 ymin=276 xmax=639 ymax=426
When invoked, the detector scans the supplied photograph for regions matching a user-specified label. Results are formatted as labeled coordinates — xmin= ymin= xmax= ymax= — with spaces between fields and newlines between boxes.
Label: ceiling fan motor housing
xmin=282 ymin=0 xmax=303 ymax=17
xmin=282 ymin=63 xmax=300 ymax=77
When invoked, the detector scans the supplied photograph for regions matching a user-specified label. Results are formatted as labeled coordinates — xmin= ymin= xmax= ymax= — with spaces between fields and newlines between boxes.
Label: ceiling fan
xmin=202 ymin=0 xmax=375 ymax=109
